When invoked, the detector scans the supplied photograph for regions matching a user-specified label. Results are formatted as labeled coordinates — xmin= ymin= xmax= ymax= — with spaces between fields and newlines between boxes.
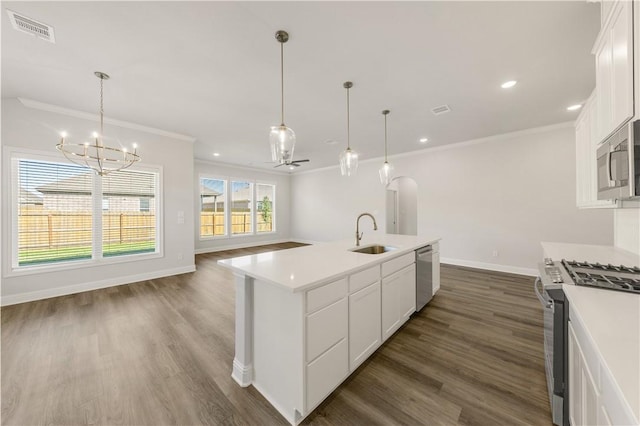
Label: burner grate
xmin=562 ymin=259 xmax=640 ymax=295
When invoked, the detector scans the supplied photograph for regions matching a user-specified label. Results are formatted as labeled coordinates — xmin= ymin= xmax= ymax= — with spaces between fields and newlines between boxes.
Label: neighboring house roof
xmin=19 ymin=187 xmax=43 ymax=205
xmin=36 ymin=170 xmax=155 ymax=197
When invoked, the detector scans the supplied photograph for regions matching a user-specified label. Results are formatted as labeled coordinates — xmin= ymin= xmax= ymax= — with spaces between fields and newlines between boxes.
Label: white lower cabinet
xmin=433 ymin=250 xmax=441 ymax=295
xmin=382 ymin=264 xmax=416 ymax=341
xmin=569 ymin=321 xmax=600 ymax=426
xmin=349 ymin=281 xmax=381 ymax=370
xmin=568 ymin=315 xmax=637 ymax=426
xmin=306 ymin=337 xmax=349 ymax=410
xmin=250 ymin=254 xmax=424 ymax=425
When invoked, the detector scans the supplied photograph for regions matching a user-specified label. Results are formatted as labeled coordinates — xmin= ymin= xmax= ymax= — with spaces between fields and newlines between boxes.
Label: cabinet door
xmin=595 ymin=32 xmax=613 ymax=141
xmin=576 ymin=111 xmax=590 ymax=207
xmin=432 ymin=251 xmax=441 ymax=295
xmin=382 ymin=264 xmax=416 ymax=341
xmin=610 ymin=0 xmax=633 ymax=129
xmin=569 ymin=322 xmax=583 ymax=426
xmin=382 ymin=273 xmax=400 ymax=341
xmin=398 ymin=264 xmax=416 ymax=321
xmin=349 ymin=281 xmax=381 ymax=370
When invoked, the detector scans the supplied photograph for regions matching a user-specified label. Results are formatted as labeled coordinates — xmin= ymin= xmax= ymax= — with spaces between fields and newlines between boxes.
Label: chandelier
xmin=57 ymin=71 xmax=140 ymax=176
xmin=339 ymin=81 xmax=359 ymax=176
xmin=270 ymin=30 xmax=296 ymax=165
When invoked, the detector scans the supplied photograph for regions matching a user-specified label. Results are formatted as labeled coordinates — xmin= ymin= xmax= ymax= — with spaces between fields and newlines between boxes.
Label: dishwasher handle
xmin=416 ymin=246 xmax=433 ymax=256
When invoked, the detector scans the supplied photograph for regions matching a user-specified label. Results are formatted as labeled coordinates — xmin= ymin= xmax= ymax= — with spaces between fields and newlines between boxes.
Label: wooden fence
xmin=18 ymin=211 xmax=272 ymax=250
xmin=200 ymin=212 xmax=273 ymax=236
xmin=18 ymin=212 xmax=155 ymax=250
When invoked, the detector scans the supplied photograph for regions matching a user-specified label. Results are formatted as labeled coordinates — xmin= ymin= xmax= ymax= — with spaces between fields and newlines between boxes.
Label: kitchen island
xmin=218 ymin=234 xmax=441 ymax=425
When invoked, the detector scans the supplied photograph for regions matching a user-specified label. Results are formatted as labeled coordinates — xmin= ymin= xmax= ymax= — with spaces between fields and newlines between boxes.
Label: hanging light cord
xmin=99 ymin=76 xmax=104 ymax=147
xmin=280 ymin=41 xmax=285 ymax=126
xmin=384 ymin=113 xmax=388 ymax=161
xmin=346 ymin=86 xmax=351 ymax=150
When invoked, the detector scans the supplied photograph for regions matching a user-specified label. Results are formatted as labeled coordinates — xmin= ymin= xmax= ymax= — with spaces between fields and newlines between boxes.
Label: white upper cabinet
xmin=593 ymin=0 xmax=634 ymax=143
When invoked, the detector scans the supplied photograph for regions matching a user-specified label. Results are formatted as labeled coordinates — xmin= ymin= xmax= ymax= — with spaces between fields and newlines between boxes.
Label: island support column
xmin=232 ymin=273 xmax=254 ymax=387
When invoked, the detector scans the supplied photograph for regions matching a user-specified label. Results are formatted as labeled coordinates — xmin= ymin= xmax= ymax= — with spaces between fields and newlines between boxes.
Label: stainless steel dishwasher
xmin=415 ymin=246 xmax=433 ymax=311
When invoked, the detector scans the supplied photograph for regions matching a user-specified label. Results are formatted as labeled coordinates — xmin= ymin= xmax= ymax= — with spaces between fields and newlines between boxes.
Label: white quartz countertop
xmin=541 ymin=241 xmax=640 ymax=267
xmin=563 ymin=285 xmax=640 ymax=423
xmin=217 ymin=234 xmax=440 ymax=292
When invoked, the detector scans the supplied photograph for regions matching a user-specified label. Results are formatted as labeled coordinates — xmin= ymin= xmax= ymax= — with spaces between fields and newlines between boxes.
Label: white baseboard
xmin=195 ymin=238 xmax=292 ymax=254
xmin=289 ymin=238 xmax=319 ymax=245
xmin=440 ymin=257 xmax=537 ymax=277
xmin=1 ymin=265 xmax=196 ymax=306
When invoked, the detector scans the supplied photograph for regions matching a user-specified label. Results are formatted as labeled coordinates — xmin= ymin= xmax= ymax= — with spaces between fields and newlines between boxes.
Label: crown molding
xmin=17 ymin=97 xmax=196 ymax=143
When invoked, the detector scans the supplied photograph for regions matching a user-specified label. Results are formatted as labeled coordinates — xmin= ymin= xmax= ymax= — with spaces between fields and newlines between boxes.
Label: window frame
xmin=6 ymin=147 xmax=163 ymax=276
xmin=198 ymin=173 xmax=277 ymax=241
xmin=256 ymin=183 xmax=276 ymax=234
xmin=198 ymin=175 xmax=228 ymax=239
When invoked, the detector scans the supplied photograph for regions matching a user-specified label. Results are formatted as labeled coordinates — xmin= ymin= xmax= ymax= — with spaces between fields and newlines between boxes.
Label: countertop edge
xmin=217 ymin=237 xmax=441 ymax=293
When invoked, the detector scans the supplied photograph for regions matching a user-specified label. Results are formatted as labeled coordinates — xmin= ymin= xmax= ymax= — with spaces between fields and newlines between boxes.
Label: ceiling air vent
xmin=6 ymin=9 xmax=55 ymax=43
xmin=431 ymin=105 xmax=451 ymax=116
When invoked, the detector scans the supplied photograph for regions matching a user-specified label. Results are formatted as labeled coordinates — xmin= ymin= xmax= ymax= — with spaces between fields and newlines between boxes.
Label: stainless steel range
xmin=561 ymin=260 xmax=640 ymax=294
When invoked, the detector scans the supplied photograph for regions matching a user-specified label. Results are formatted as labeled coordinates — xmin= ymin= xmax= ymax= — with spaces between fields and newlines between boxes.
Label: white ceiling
xmin=2 ymin=1 xmax=600 ymax=172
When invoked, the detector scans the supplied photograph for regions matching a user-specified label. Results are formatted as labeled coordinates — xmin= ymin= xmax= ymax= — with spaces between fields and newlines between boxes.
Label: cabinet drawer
xmin=349 ymin=265 xmax=380 ymax=293
xmin=381 ymin=252 xmax=415 ymax=277
xmin=306 ymin=278 xmax=347 ymax=314
xmin=306 ymin=338 xmax=348 ymax=411
xmin=306 ymin=298 xmax=347 ymax=362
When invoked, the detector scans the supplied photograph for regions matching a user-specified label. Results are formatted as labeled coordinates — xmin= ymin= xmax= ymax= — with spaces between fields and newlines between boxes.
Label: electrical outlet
xmin=177 ymin=252 xmax=183 ymax=260
xmin=492 ymin=250 xmax=499 ymax=258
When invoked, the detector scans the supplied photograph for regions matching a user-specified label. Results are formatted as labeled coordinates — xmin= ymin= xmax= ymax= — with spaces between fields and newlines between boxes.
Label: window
xmin=12 ymin=154 xmax=160 ymax=269
xmin=199 ymin=176 xmax=275 ymax=239
xmin=102 ymin=170 xmax=157 ymax=258
xmin=200 ymin=178 xmax=226 ymax=237
xmin=231 ymin=181 xmax=253 ymax=235
xmin=256 ymin=184 xmax=275 ymax=233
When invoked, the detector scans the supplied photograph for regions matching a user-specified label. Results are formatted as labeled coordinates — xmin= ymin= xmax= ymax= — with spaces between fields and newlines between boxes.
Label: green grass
xmin=19 ymin=241 xmax=156 ymax=266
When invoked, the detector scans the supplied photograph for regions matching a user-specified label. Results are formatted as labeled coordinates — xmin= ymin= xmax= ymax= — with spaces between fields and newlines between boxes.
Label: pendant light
xmin=56 ymin=72 xmax=140 ymax=176
xmin=270 ymin=30 xmax=296 ymax=165
xmin=339 ymin=81 xmax=359 ymax=176
xmin=379 ymin=109 xmax=394 ymax=185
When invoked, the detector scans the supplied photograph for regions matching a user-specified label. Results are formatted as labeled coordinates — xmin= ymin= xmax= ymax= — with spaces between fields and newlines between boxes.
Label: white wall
xmin=194 ymin=161 xmax=291 ymax=253
xmin=291 ymin=124 xmax=614 ymax=275
xmin=614 ymin=208 xmax=640 ymax=255
xmin=1 ymin=98 xmax=195 ymax=305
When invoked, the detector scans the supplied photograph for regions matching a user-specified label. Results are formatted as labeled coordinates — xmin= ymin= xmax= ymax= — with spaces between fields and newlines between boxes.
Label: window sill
xmin=6 ymin=251 xmax=163 ymax=278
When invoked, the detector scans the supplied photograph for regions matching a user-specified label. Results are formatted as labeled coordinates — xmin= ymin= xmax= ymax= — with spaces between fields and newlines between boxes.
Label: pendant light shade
xmin=339 ymin=81 xmax=359 ymax=176
xmin=270 ymin=30 xmax=296 ymax=164
xmin=379 ymin=110 xmax=394 ymax=185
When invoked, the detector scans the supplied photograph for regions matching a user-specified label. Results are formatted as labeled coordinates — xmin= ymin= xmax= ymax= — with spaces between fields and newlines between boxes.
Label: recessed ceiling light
xmin=419 ymin=138 xmax=428 ymax=143
xmin=289 ymin=166 xmax=295 ymax=170
xmin=501 ymin=80 xmax=517 ymax=89
xmin=567 ymin=104 xmax=582 ymax=111
xmin=324 ymin=139 xmax=338 ymax=145
xmin=213 ymin=152 xmax=220 ymax=157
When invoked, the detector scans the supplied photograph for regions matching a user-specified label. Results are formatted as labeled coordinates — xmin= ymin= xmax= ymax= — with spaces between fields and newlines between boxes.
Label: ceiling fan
xmin=274 ymin=158 xmax=309 ymax=168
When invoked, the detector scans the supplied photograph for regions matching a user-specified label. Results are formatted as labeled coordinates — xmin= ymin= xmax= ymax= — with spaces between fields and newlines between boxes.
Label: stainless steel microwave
xmin=596 ymin=120 xmax=640 ymax=200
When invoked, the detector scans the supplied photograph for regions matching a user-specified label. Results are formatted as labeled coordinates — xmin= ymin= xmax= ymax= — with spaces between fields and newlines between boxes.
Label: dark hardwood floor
xmin=1 ymin=243 xmax=552 ymax=425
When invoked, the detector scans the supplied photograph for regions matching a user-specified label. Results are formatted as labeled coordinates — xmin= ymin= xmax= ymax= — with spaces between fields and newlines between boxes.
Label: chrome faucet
xmin=356 ymin=213 xmax=378 ymax=246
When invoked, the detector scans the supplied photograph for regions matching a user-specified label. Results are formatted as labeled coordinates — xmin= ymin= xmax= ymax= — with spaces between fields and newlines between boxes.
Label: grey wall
xmin=1 ymin=98 xmax=195 ymax=304
xmin=194 ymin=161 xmax=291 ymax=253
xmin=290 ymin=124 xmax=614 ymax=275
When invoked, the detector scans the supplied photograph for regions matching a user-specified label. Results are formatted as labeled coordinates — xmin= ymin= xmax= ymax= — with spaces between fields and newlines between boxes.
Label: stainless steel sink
xmin=350 ymin=244 xmax=396 ymax=254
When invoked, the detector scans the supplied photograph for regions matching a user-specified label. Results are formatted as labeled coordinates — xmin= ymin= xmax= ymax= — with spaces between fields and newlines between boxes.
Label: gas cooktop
xmin=561 ymin=260 xmax=640 ymax=294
